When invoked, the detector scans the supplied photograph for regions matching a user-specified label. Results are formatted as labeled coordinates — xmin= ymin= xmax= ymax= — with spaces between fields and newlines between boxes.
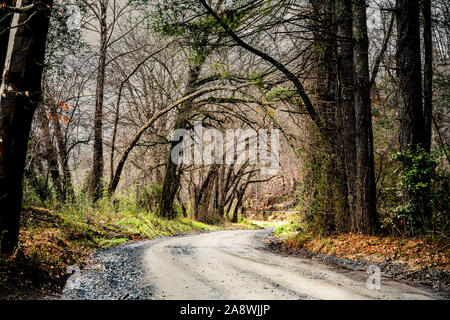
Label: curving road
xmin=142 ymin=228 xmax=443 ymax=300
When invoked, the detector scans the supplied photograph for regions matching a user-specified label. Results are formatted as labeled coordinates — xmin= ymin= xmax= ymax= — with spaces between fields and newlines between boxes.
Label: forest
xmin=0 ymin=0 xmax=448 ymax=300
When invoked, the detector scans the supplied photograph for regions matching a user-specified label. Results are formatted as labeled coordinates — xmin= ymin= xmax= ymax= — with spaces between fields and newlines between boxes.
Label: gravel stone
xmin=62 ymin=240 xmax=155 ymax=300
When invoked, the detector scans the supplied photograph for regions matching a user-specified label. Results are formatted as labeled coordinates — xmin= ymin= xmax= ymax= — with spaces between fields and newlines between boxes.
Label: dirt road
xmin=142 ymin=228 xmax=443 ymax=300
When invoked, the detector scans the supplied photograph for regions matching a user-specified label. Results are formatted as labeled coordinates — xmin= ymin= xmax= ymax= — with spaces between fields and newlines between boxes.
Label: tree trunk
xmin=422 ymin=0 xmax=433 ymax=152
xmin=352 ymin=0 xmax=378 ymax=233
xmin=336 ymin=0 xmax=357 ymax=231
xmin=157 ymin=62 xmax=204 ymax=219
xmin=396 ymin=0 xmax=426 ymax=150
xmin=193 ymin=164 xmax=218 ymax=222
xmin=217 ymin=164 xmax=226 ymax=217
xmin=232 ymin=182 xmax=248 ymax=223
xmin=0 ymin=0 xmax=13 ymax=81
xmin=158 ymin=154 xmax=181 ymax=219
xmin=0 ymin=0 xmax=53 ymax=254
xmin=396 ymin=0 xmax=429 ymax=228
xmin=311 ymin=0 xmax=336 ymax=135
xmin=36 ymin=104 xmax=63 ymax=199
xmin=311 ymin=0 xmax=350 ymax=233
xmin=44 ymin=81 xmax=74 ymax=200
xmin=91 ymin=1 xmax=108 ymax=201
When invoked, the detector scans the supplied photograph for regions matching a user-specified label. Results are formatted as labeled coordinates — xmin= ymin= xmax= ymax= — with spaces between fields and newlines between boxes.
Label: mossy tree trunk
xmin=310 ymin=0 xmax=350 ymax=233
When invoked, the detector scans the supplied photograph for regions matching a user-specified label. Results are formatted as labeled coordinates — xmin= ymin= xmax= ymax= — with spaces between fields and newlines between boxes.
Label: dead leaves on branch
xmin=48 ymin=100 xmax=75 ymax=124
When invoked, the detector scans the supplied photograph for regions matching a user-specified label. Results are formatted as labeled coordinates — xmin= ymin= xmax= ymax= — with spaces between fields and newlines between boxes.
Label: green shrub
xmin=387 ymin=146 xmax=448 ymax=236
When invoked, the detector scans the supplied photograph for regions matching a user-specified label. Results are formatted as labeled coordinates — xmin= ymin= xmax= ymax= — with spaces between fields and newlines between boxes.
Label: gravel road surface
xmin=62 ymin=228 xmax=445 ymax=300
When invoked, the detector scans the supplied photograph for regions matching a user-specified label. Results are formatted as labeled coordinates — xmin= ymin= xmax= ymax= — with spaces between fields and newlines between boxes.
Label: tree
xmin=335 ymin=0 xmax=357 ymax=231
xmin=396 ymin=0 xmax=426 ymax=150
xmin=90 ymin=0 xmax=108 ymax=201
xmin=353 ymin=0 xmax=378 ymax=233
xmin=422 ymin=0 xmax=433 ymax=152
xmin=309 ymin=0 xmax=347 ymax=233
xmin=396 ymin=0 xmax=430 ymax=227
xmin=0 ymin=1 xmax=13 ymax=81
xmin=107 ymin=85 xmax=238 ymax=195
xmin=43 ymin=81 xmax=75 ymax=200
xmin=197 ymin=0 xmax=382 ymax=233
xmin=0 ymin=0 xmax=53 ymax=254
xmin=157 ymin=60 xmax=207 ymax=219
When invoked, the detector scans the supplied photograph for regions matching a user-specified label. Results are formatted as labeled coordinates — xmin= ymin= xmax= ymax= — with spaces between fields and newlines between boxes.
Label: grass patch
xmin=233 ymin=217 xmax=263 ymax=230
xmin=273 ymin=214 xmax=306 ymax=238
xmin=250 ymin=220 xmax=279 ymax=227
xmin=274 ymin=222 xmax=303 ymax=237
xmin=98 ymin=238 xmax=129 ymax=248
